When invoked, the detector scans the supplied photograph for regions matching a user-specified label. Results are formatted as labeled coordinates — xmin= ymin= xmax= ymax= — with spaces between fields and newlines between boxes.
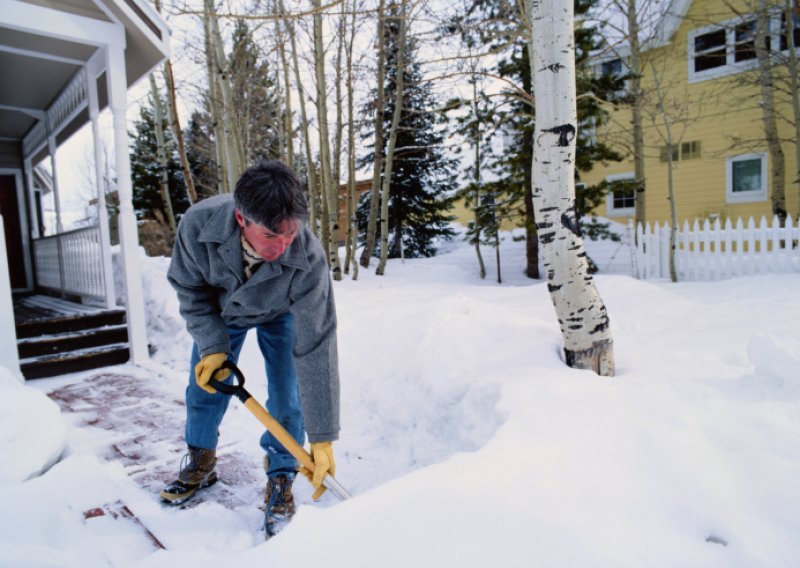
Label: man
xmin=160 ymin=160 xmax=340 ymax=537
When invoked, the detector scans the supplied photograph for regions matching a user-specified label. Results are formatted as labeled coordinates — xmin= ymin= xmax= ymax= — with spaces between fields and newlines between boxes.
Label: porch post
xmin=23 ymin=159 xmax=39 ymax=239
xmin=107 ymin=45 xmax=149 ymax=364
xmin=46 ymin=132 xmax=63 ymax=234
xmin=47 ymin=132 xmax=66 ymax=295
xmin=87 ymin=53 xmax=117 ymax=310
xmin=0 ymin=215 xmax=24 ymax=383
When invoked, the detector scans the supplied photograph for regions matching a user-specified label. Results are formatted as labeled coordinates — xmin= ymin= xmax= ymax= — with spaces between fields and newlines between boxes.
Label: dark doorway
xmin=0 ymin=174 xmax=27 ymax=289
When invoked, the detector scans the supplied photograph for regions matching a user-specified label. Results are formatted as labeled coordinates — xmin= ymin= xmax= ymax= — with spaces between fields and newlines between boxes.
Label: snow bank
xmin=13 ymin=236 xmax=800 ymax=568
xmin=0 ymin=365 xmax=67 ymax=483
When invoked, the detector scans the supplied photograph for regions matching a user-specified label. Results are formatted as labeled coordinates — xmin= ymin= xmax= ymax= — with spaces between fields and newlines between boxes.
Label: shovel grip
xmin=209 ymin=360 xmax=250 ymax=402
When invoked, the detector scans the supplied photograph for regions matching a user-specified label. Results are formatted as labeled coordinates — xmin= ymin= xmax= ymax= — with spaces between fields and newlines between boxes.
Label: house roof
xmin=0 ymin=0 xmax=169 ymax=157
xmin=591 ymin=0 xmax=694 ymax=63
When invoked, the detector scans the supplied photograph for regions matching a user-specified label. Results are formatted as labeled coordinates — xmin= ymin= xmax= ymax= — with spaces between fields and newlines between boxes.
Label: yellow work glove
xmin=299 ymin=441 xmax=336 ymax=500
xmin=194 ymin=352 xmax=230 ymax=394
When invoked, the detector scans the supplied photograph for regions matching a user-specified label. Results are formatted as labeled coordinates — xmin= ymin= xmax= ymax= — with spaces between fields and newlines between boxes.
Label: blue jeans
xmin=184 ymin=312 xmax=305 ymax=478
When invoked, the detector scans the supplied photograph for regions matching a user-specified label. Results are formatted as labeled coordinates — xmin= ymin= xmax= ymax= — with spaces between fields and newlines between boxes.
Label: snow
xmin=0 ymin=366 xmax=66 ymax=483
xmin=2 ymin=235 xmax=800 ymax=567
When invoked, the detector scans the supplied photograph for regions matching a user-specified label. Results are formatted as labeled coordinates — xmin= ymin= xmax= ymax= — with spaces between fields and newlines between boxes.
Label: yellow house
xmin=583 ymin=0 xmax=800 ymax=226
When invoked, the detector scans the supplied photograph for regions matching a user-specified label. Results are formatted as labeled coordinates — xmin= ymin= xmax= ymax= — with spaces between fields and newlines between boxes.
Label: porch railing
xmin=33 ymin=225 xmax=107 ymax=303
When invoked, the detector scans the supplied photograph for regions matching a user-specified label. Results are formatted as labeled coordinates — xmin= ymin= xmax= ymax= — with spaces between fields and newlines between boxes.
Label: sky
xmin=2 ymin=229 xmax=799 ymax=567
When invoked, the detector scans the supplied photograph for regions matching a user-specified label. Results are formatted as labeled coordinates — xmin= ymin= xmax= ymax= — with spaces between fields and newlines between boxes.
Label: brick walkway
xmin=48 ymin=373 xmax=265 ymax=510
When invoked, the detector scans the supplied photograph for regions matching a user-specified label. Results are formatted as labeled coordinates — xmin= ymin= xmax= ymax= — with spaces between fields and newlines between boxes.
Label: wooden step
xmin=16 ymin=310 xmax=127 ymax=339
xmin=20 ymin=344 xmax=131 ymax=380
xmin=17 ymin=325 xmax=129 ymax=359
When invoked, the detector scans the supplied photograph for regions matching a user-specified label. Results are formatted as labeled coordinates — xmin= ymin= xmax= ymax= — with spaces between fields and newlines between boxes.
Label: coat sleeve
xmin=167 ymin=217 xmax=231 ymax=357
xmin=288 ymin=232 xmax=340 ymax=443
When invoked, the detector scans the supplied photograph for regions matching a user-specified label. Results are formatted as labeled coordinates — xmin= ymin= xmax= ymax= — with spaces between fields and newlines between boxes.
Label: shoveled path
xmin=48 ymin=373 xmax=267 ymax=511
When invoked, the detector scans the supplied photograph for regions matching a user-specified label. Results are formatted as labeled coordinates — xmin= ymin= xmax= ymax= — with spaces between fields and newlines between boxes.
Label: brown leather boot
xmin=264 ymin=474 xmax=296 ymax=538
xmin=159 ymin=446 xmax=218 ymax=505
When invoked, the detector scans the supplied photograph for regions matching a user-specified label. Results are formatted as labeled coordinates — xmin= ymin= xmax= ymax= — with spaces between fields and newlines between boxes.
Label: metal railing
xmin=33 ymin=225 xmax=107 ymax=302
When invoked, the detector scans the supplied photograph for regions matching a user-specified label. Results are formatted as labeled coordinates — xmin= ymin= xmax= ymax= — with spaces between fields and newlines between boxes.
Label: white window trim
xmin=605 ymin=172 xmax=635 ymax=217
xmin=687 ymin=11 xmax=795 ymax=84
xmin=726 ymin=153 xmax=768 ymax=204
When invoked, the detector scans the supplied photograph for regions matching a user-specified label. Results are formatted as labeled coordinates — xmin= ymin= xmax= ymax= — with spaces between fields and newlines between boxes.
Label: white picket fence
xmin=634 ymin=216 xmax=800 ymax=281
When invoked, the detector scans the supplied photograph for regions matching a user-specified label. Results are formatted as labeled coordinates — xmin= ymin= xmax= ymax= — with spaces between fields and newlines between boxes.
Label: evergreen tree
xmin=229 ymin=19 xmax=282 ymax=165
xmin=129 ymin=97 xmax=189 ymax=222
xmin=184 ymin=110 xmax=219 ymax=201
xmin=358 ymin=3 xmax=457 ymax=258
xmin=184 ymin=20 xmax=283 ymax=198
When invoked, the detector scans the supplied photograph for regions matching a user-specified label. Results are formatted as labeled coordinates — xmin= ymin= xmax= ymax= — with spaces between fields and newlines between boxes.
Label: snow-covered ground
xmin=2 ymin=234 xmax=799 ymax=567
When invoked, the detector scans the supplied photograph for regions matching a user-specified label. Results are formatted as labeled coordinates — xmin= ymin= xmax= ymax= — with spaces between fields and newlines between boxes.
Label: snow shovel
xmin=209 ymin=360 xmax=351 ymax=501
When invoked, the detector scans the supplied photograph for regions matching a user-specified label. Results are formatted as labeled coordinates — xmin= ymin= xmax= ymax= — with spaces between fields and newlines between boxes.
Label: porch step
xmin=15 ymin=309 xmax=127 ymax=339
xmin=20 ymin=343 xmax=130 ymax=380
xmin=17 ymin=324 xmax=129 ymax=359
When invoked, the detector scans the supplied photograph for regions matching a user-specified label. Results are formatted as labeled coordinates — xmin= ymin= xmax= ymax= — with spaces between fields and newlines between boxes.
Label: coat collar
xmin=197 ymin=196 xmax=311 ymax=274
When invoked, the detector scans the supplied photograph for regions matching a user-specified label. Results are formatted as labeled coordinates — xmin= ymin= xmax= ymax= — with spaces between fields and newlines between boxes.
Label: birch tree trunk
xmin=203 ymin=8 xmax=226 ymax=193
xmin=313 ymin=0 xmax=343 ymax=279
xmin=153 ymin=0 xmax=196 ymax=205
xmin=360 ymin=0 xmax=387 ymax=268
xmin=470 ymin=70 xmax=486 ymax=279
xmin=206 ymin=0 xmax=246 ymax=191
xmin=755 ymin=1 xmax=787 ymax=224
xmin=333 ymin=11 xmax=346 ymax=198
xmin=149 ymin=75 xmax=177 ymax=232
xmin=274 ymin=1 xmax=294 ymax=168
xmin=284 ymin=0 xmax=318 ymax=232
xmin=530 ymin=0 xmax=614 ymax=376
xmin=649 ymin=61 xmax=680 ymax=283
xmin=344 ymin=2 xmax=359 ymax=278
xmin=626 ymin=0 xmax=647 ymax=229
xmin=786 ymin=0 xmax=800 ymax=218
xmin=523 ymin=0 xmax=540 ymax=279
xmin=375 ymin=0 xmax=407 ymax=276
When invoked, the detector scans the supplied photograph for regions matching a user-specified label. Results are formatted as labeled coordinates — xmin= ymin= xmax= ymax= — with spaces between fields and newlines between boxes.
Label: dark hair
xmin=233 ymin=160 xmax=308 ymax=231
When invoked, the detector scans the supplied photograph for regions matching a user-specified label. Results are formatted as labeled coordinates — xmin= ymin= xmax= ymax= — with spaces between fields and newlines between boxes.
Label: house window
xmin=779 ymin=12 xmax=800 ymax=51
xmin=733 ymin=19 xmax=757 ymax=62
xmin=681 ymin=140 xmax=702 ymax=160
xmin=605 ymin=173 xmax=636 ymax=217
xmin=690 ymin=12 xmax=800 ymax=82
xmin=659 ymin=145 xmax=680 ymax=163
xmin=659 ymin=141 xmax=702 ymax=162
xmin=694 ymin=28 xmax=727 ymax=71
xmin=726 ymin=153 xmax=767 ymax=203
xmin=601 ymin=58 xmax=623 ymax=78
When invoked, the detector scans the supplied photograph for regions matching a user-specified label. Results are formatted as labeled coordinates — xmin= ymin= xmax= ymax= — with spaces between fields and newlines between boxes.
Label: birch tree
xmin=754 ymin=0 xmax=787 ymax=223
xmin=312 ymin=0 xmax=343 ymax=279
xmin=785 ymin=0 xmax=800 ymax=217
xmin=283 ymin=0 xmax=319 ymax=231
xmin=344 ymin=0 xmax=360 ymax=278
xmin=148 ymin=75 xmax=177 ymax=232
xmin=375 ymin=0 xmax=408 ymax=275
xmin=153 ymin=0 xmax=197 ymax=205
xmin=645 ymin=56 xmax=696 ymax=283
xmin=530 ymin=0 xmax=614 ymax=375
xmin=360 ymin=0 xmax=387 ymax=269
xmin=204 ymin=0 xmax=246 ymax=192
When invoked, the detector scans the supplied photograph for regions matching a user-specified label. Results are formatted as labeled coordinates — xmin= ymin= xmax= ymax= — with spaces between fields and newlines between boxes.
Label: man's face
xmin=235 ymin=209 xmax=299 ymax=262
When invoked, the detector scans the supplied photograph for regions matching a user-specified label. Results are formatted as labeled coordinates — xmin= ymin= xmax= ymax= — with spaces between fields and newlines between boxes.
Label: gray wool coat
xmin=167 ymin=194 xmax=339 ymax=443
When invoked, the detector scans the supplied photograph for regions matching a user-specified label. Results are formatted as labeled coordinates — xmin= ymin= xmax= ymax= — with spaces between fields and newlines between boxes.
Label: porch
xmin=15 ymin=295 xmax=129 ymax=379
xmin=0 ymin=0 xmax=170 ymax=381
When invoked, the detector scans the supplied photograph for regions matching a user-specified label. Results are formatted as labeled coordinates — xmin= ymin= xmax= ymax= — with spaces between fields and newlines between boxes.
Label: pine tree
xmin=184 ymin=110 xmax=219 ymax=201
xmin=358 ymin=3 xmax=457 ymax=259
xmin=184 ymin=20 xmax=283 ymax=198
xmin=129 ymin=99 xmax=189 ymax=222
xmin=229 ymin=20 xmax=282 ymax=165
